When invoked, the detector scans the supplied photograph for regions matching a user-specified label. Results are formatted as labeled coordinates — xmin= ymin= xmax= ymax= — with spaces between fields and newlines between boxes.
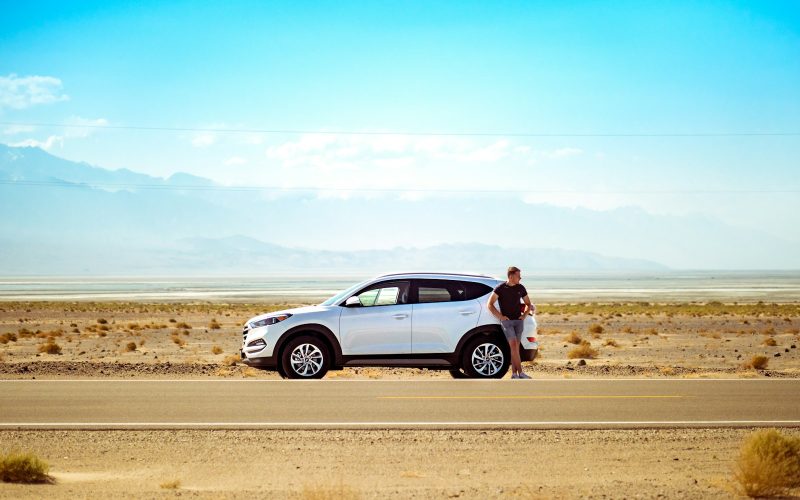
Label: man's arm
xmin=522 ymin=294 xmax=536 ymax=316
xmin=487 ymin=292 xmax=508 ymax=321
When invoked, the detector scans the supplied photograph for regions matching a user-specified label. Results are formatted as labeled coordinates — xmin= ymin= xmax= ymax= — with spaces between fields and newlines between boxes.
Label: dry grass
xmin=763 ymin=337 xmax=777 ymax=347
xmin=0 ymin=451 xmax=52 ymax=484
xmin=125 ymin=342 xmax=137 ymax=352
xmin=37 ymin=340 xmax=62 ymax=355
xmin=0 ymin=333 xmax=17 ymax=344
xmin=159 ymin=479 xmax=181 ymax=489
xmin=743 ymin=355 xmax=769 ymax=370
xmin=300 ymin=482 xmax=360 ymax=500
xmin=222 ymin=354 xmax=240 ymax=366
xmin=209 ymin=319 xmax=221 ymax=330
xmin=567 ymin=340 xmax=599 ymax=359
xmin=588 ymin=323 xmax=604 ymax=334
xmin=733 ymin=429 xmax=800 ymax=497
xmin=175 ymin=322 xmax=191 ymax=329
xmin=564 ymin=331 xmax=582 ymax=344
xmin=211 ymin=345 xmax=223 ymax=355
xmin=603 ymin=339 xmax=619 ymax=347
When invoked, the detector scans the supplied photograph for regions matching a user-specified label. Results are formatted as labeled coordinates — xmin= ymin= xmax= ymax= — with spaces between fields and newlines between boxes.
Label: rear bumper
xmin=520 ymin=347 xmax=538 ymax=362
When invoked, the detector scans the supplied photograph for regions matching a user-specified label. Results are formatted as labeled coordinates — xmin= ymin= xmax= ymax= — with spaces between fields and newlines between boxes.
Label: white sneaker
xmin=518 ymin=372 xmax=532 ymax=379
xmin=511 ymin=373 xmax=520 ymax=379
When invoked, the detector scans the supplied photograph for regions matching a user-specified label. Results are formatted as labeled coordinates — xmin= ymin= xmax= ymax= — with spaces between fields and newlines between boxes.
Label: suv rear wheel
xmin=461 ymin=337 xmax=509 ymax=379
xmin=280 ymin=335 xmax=330 ymax=379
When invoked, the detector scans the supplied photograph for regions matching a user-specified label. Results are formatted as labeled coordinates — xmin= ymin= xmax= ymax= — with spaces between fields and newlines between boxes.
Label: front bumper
xmin=240 ymin=348 xmax=278 ymax=369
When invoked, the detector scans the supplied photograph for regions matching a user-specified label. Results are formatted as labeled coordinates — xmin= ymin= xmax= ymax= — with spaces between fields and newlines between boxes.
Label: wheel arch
xmin=455 ymin=324 xmax=508 ymax=359
xmin=274 ymin=323 xmax=343 ymax=367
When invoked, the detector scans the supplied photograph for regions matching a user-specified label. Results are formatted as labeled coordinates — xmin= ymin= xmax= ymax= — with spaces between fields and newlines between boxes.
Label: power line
xmin=1 ymin=179 xmax=797 ymax=195
xmin=1 ymin=121 xmax=799 ymax=138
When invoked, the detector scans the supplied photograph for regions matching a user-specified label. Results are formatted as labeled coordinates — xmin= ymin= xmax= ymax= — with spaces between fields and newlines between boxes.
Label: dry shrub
xmin=125 ymin=342 xmax=137 ymax=352
xmin=0 ymin=333 xmax=17 ymax=344
xmin=733 ymin=429 xmax=800 ymax=497
xmin=763 ymin=337 xmax=777 ymax=347
xmin=242 ymin=367 xmax=259 ymax=378
xmin=567 ymin=340 xmax=598 ymax=359
xmin=564 ymin=331 xmax=582 ymax=345
xmin=37 ymin=341 xmax=61 ymax=355
xmin=604 ymin=339 xmax=619 ymax=347
xmin=17 ymin=328 xmax=33 ymax=338
xmin=222 ymin=354 xmax=240 ymax=366
xmin=97 ymin=318 xmax=108 ymax=324
xmin=209 ymin=319 xmax=221 ymax=330
xmin=744 ymin=355 xmax=769 ymax=370
xmin=175 ymin=322 xmax=191 ymax=329
xmin=211 ymin=345 xmax=223 ymax=355
xmin=0 ymin=451 xmax=52 ymax=483
xmin=622 ymin=326 xmax=634 ymax=334
xmin=171 ymin=336 xmax=186 ymax=347
xmin=588 ymin=323 xmax=604 ymax=334
xmin=159 ymin=479 xmax=181 ymax=489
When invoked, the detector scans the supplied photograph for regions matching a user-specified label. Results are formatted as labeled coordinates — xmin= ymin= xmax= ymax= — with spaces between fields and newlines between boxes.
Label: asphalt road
xmin=1 ymin=379 xmax=799 ymax=430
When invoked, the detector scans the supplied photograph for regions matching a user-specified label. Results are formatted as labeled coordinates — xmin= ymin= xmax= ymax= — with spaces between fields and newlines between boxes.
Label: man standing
xmin=487 ymin=266 xmax=535 ymax=379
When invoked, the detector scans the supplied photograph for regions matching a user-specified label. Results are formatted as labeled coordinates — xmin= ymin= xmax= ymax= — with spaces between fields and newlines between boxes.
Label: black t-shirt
xmin=493 ymin=282 xmax=527 ymax=320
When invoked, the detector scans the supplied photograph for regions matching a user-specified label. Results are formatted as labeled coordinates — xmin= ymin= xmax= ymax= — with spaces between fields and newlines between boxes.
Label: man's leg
xmin=509 ymin=338 xmax=522 ymax=376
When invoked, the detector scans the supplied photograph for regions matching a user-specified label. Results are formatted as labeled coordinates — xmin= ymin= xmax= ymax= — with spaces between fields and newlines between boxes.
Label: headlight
xmin=249 ymin=314 xmax=292 ymax=328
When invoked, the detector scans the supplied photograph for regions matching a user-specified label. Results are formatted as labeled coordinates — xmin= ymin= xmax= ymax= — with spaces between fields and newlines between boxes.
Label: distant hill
xmin=1 ymin=143 xmax=797 ymax=274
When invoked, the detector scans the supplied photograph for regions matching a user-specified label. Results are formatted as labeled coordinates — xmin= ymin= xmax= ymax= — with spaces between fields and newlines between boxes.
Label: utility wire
xmin=1 ymin=179 xmax=796 ymax=194
xmin=1 ymin=121 xmax=799 ymax=137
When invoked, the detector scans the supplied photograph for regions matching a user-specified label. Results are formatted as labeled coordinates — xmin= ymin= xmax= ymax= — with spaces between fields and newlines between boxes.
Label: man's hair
xmin=507 ymin=266 xmax=521 ymax=277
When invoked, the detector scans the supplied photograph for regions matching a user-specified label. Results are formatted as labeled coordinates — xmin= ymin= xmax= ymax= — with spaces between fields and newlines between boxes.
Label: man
xmin=487 ymin=266 xmax=535 ymax=379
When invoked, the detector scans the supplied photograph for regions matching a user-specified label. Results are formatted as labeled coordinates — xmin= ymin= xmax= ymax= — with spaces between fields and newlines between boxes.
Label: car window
xmin=462 ymin=281 xmax=493 ymax=300
xmin=353 ymin=281 xmax=409 ymax=307
xmin=415 ymin=279 xmax=466 ymax=303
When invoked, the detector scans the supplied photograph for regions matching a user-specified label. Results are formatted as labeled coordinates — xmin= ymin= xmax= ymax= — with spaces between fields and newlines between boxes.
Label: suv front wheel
xmin=280 ymin=335 xmax=330 ymax=379
xmin=461 ymin=337 xmax=510 ymax=379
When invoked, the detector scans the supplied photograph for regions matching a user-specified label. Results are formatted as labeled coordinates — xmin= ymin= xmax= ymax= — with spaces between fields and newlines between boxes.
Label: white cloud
xmin=546 ymin=147 xmax=583 ymax=159
xmin=0 ymin=73 xmax=69 ymax=110
xmin=1 ymin=124 xmax=36 ymax=135
xmin=8 ymin=116 xmax=108 ymax=150
xmin=191 ymin=132 xmax=217 ymax=148
xmin=224 ymin=156 xmax=247 ymax=166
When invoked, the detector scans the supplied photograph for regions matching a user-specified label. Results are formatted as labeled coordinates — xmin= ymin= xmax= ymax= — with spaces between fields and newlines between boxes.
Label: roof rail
xmin=377 ymin=271 xmax=495 ymax=279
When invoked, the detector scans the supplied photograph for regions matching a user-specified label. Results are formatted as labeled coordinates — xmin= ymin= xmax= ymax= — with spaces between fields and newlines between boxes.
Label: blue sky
xmin=1 ymin=0 xmax=799 ymax=240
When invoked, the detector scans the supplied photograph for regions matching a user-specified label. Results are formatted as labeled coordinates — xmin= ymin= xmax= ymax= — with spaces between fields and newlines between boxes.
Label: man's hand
xmin=500 ymin=315 xmax=509 ymax=321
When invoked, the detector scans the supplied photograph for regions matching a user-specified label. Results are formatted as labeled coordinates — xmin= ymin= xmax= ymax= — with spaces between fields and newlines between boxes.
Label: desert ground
xmin=0 ymin=301 xmax=798 ymax=378
xmin=1 ymin=301 xmax=799 ymax=498
xmin=4 ymin=428 xmax=800 ymax=499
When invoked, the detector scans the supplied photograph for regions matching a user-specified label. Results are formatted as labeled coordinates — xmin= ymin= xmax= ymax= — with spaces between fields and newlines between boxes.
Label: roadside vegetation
xmin=0 ymin=451 xmax=52 ymax=484
xmin=733 ymin=429 xmax=800 ymax=497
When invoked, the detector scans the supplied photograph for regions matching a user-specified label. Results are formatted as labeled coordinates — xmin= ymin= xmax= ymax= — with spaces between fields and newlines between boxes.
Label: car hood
xmin=247 ymin=304 xmax=332 ymax=324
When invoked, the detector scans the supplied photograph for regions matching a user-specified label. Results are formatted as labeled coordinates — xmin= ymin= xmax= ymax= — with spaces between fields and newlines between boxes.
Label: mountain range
xmin=1 ymin=143 xmax=797 ymax=274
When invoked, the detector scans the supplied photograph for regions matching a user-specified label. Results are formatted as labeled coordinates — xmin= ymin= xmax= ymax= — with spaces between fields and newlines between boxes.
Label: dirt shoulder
xmin=4 ymin=428 xmax=794 ymax=499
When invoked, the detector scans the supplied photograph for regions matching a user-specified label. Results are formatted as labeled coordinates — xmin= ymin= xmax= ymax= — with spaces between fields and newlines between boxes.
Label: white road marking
xmin=0 ymin=378 xmax=797 ymax=382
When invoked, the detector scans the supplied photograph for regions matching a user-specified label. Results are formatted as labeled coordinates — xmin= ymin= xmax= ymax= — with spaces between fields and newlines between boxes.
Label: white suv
xmin=241 ymin=272 xmax=538 ymax=379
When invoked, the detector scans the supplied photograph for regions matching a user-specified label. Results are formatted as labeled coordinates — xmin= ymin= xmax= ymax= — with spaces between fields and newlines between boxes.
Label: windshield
xmin=319 ymin=279 xmax=372 ymax=306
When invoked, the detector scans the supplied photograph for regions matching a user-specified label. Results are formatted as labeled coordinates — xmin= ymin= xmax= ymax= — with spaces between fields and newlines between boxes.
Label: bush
xmin=733 ymin=429 xmax=800 ymax=497
xmin=588 ymin=323 xmax=604 ymax=334
xmin=160 ymin=479 xmax=181 ymax=489
xmin=222 ymin=354 xmax=240 ymax=366
xmin=125 ymin=342 xmax=137 ymax=352
xmin=97 ymin=318 xmax=108 ymax=324
xmin=604 ymin=339 xmax=619 ymax=347
xmin=744 ymin=355 xmax=769 ymax=370
xmin=211 ymin=345 xmax=223 ymax=355
xmin=209 ymin=319 xmax=221 ymax=330
xmin=0 ymin=451 xmax=52 ymax=483
xmin=37 ymin=341 xmax=62 ymax=355
xmin=564 ymin=331 xmax=582 ymax=344
xmin=567 ymin=340 xmax=599 ymax=359
xmin=763 ymin=337 xmax=777 ymax=347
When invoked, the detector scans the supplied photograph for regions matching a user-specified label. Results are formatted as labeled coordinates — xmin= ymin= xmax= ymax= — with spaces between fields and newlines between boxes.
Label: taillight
xmin=526 ymin=337 xmax=536 ymax=342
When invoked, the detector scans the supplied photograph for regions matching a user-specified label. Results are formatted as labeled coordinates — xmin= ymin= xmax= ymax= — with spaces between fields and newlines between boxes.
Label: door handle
xmin=392 ymin=313 xmax=409 ymax=319
xmin=458 ymin=310 xmax=477 ymax=315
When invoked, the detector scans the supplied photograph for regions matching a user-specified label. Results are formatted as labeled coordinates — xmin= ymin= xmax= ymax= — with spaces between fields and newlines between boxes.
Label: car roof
xmin=374 ymin=272 xmax=500 ymax=284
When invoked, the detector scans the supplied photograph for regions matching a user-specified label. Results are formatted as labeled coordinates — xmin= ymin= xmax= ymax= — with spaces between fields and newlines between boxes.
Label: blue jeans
xmin=500 ymin=319 xmax=524 ymax=342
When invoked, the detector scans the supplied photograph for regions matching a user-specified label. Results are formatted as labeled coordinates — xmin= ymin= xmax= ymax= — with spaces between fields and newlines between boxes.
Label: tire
xmin=280 ymin=335 xmax=330 ymax=379
xmin=448 ymin=368 xmax=468 ymax=379
xmin=461 ymin=336 xmax=509 ymax=379
xmin=276 ymin=362 xmax=288 ymax=379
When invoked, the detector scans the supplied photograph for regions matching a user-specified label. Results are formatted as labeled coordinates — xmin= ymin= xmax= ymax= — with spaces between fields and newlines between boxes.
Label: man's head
xmin=507 ymin=266 xmax=521 ymax=284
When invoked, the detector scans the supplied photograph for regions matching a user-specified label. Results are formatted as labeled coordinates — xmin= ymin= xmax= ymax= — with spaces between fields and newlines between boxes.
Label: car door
xmin=410 ymin=279 xmax=482 ymax=353
xmin=338 ymin=280 xmax=412 ymax=355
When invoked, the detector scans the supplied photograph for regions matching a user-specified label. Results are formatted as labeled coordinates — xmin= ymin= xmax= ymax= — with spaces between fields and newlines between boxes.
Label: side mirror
xmin=344 ymin=296 xmax=362 ymax=307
